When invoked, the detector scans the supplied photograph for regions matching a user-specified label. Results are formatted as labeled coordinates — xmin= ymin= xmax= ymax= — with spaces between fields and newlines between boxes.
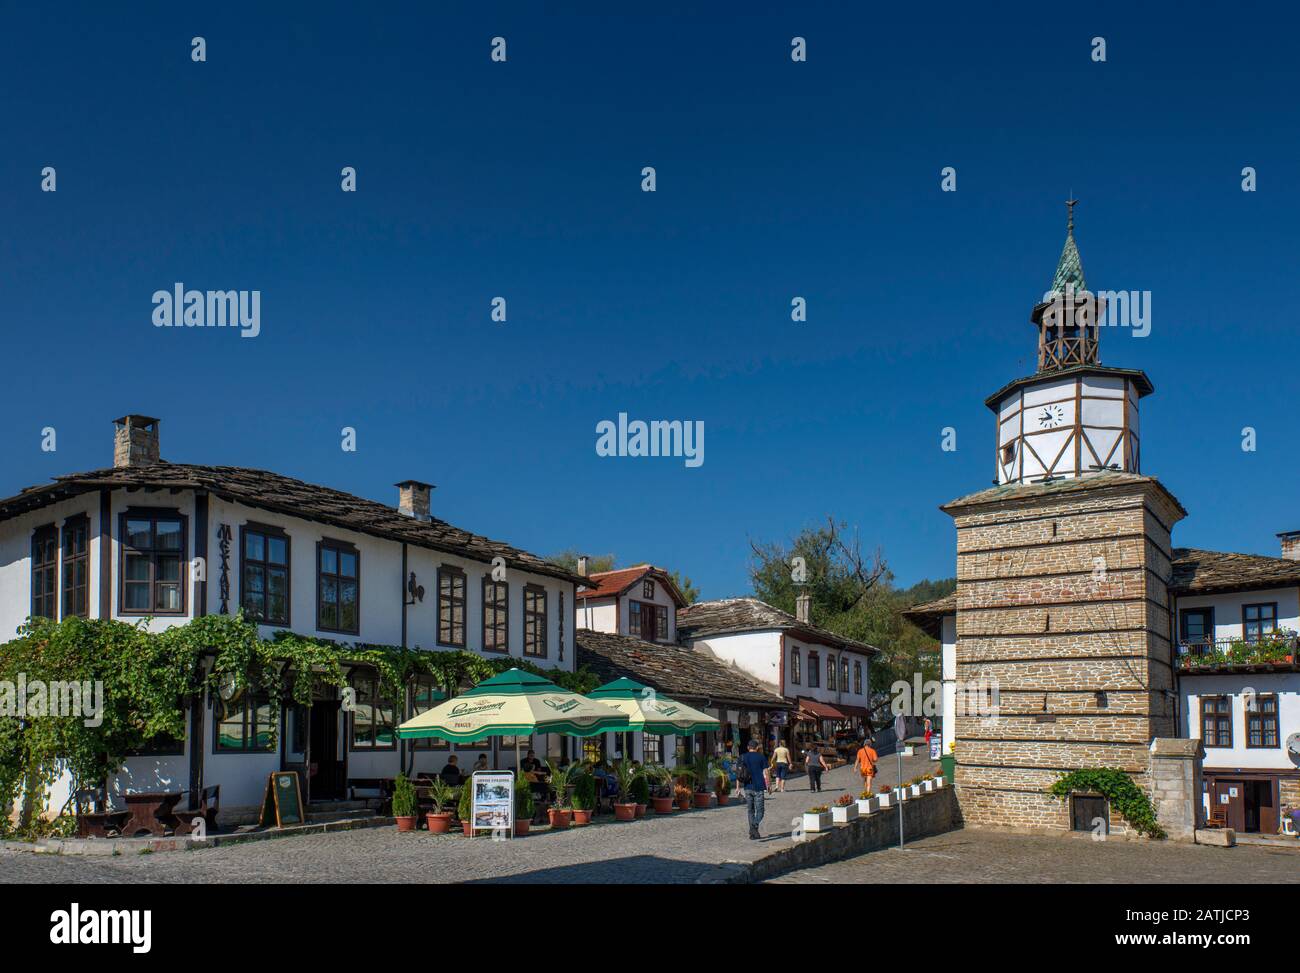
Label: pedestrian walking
xmin=855 ymin=737 xmax=878 ymax=794
xmin=769 ymin=739 xmax=792 ymax=793
xmin=738 ymin=738 xmax=770 ymax=840
xmin=804 ymin=742 xmax=829 ymax=792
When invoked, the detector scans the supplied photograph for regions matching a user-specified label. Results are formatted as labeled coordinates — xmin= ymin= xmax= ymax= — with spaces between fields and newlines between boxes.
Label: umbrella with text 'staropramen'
xmin=394 ymin=668 xmax=630 ymax=773
xmin=587 ymin=677 xmax=721 ymax=735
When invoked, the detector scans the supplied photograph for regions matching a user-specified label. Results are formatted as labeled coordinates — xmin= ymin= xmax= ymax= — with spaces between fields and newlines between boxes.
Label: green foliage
xmin=1049 ymin=769 xmax=1166 ymax=839
xmin=546 ymin=760 xmax=579 ymax=809
xmin=642 ymin=762 xmax=674 ymax=798
xmin=391 ymin=773 xmax=416 ymax=818
xmin=571 ymin=770 xmax=597 ymax=811
xmin=547 ymin=550 xmax=617 ymax=575
xmin=515 ymin=774 xmax=534 ymax=818
xmin=629 ymin=772 xmax=651 ymax=805
xmin=457 ymin=779 xmax=472 ymax=821
xmin=610 ymin=758 xmax=647 ymax=804
xmin=424 ymin=776 xmax=456 ymax=814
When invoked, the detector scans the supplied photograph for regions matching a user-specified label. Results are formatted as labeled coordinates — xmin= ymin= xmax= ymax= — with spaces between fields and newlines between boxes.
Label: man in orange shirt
xmin=855 ymin=738 xmax=879 ymax=791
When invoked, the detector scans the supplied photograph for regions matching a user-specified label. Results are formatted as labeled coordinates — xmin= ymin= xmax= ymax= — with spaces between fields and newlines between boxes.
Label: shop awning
xmin=836 ymin=704 xmax=872 ymax=721
xmin=796 ymin=698 xmax=847 ymax=721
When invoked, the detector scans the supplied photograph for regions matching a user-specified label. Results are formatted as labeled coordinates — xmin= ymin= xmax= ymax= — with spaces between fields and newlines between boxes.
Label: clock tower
xmin=988 ymin=202 xmax=1153 ymax=485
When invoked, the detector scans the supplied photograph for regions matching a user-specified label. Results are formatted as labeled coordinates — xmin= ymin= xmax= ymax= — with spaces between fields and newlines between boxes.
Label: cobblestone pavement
xmin=767 ymin=827 xmax=1300 ymax=884
xmin=0 ymin=755 xmax=933 ymax=885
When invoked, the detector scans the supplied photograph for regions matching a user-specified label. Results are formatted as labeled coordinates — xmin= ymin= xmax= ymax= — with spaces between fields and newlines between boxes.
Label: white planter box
xmin=802 ymin=811 xmax=833 ymax=833
xmin=876 ymin=791 xmax=893 ymax=808
xmin=831 ymin=803 xmax=859 ymax=825
xmin=856 ymin=797 xmax=879 ymax=815
xmin=909 ymin=784 xmax=923 ymax=798
xmin=895 ymin=787 xmax=910 ymax=802
xmin=933 ymin=776 xmax=946 ymax=789
xmin=922 ymin=779 xmax=935 ymax=793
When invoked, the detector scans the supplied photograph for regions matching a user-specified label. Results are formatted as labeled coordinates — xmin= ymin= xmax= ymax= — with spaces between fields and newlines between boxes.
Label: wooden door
xmin=1214 ymin=779 xmax=1245 ymax=832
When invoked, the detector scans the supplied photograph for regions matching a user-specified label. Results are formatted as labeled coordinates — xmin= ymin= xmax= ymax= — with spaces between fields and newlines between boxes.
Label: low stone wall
xmin=700 ymin=787 xmax=962 ymax=883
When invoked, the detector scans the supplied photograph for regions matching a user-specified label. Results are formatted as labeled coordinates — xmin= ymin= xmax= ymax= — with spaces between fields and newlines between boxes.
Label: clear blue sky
xmin=3 ymin=3 xmax=1297 ymax=599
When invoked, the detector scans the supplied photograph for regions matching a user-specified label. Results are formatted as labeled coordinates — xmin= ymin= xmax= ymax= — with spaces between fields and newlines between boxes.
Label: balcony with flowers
xmin=1177 ymin=630 xmax=1300 ymax=673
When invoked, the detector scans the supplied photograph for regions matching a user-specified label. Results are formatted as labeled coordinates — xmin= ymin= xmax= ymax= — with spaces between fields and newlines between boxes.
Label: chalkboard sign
xmin=259 ymin=771 xmax=305 ymax=828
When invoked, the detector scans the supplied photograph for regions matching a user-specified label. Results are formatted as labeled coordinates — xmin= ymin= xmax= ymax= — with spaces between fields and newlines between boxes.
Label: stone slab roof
xmin=900 ymin=592 xmax=957 ymax=639
xmin=676 ymin=597 xmax=879 ymax=656
xmin=575 ymin=630 xmax=789 ymax=709
xmin=941 ymin=469 xmax=1187 ymax=517
xmin=1171 ymin=547 xmax=1300 ymax=596
xmin=0 ymin=463 xmax=586 ymax=586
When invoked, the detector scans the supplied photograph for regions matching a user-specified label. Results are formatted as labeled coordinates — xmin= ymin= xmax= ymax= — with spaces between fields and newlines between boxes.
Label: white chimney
xmin=396 ymin=480 xmax=434 ymax=520
xmin=113 ymin=415 xmax=161 ymax=468
xmin=577 ymin=555 xmax=590 ymax=577
xmin=795 ymin=592 xmax=811 ymax=624
xmin=1280 ymin=530 xmax=1300 ymax=561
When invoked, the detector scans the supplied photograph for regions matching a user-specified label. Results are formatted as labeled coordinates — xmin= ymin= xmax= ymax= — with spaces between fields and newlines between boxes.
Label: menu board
xmin=470 ymin=771 xmax=515 ymax=838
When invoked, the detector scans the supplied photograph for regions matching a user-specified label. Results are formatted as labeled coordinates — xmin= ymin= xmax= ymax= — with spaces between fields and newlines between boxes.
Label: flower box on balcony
xmin=856 ymin=797 xmax=879 ymax=815
xmin=832 ymin=802 xmax=859 ymax=825
xmin=877 ymin=790 xmax=893 ymax=808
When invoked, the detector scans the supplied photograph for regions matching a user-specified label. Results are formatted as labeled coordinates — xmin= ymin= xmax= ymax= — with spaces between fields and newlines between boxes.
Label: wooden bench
xmin=173 ymin=785 xmax=220 ymax=835
xmin=73 ymin=788 xmax=128 ymax=839
xmin=348 ymin=777 xmax=394 ymax=813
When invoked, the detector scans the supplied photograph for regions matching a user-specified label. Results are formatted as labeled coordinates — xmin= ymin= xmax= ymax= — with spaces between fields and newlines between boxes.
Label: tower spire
xmin=1050 ymin=197 xmax=1086 ymax=295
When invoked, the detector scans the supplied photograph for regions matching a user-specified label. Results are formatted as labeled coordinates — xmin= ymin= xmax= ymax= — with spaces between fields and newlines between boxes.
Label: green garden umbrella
xmin=587 ymin=677 xmax=721 ymax=735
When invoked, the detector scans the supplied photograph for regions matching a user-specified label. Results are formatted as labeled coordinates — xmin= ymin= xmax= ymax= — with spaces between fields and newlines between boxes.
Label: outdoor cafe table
xmin=121 ymin=791 xmax=183 ymax=836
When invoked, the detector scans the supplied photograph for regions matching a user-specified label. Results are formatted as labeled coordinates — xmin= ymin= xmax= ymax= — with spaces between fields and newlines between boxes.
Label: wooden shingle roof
xmin=900 ymin=593 xmax=957 ymax=639
xmin=676 ymin=597 xmax=879 ymax=656
xmin=0 ymin=463 xmax=586 ymax=586
xmin=575 ymin=630 xmax=788 ymax=709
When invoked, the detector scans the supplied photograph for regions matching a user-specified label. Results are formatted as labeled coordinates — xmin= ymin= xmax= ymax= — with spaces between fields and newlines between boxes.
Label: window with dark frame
xmin=1179 ymin=607 xmax=1213 ymax=645
xmin=31 ymin=524 xmax=57 ymax=619
xmin=60 ymin=516 xmax=89 ymax=619
xmin=1200 ymin=695 xmax=1232 ymax=749
xmin=240 ymin=525 xmax=290 ymax=626
xmin=654 ymin=604 xmax=668 ymax=640
xmin=808 ymin=651 xmax=820 ymax=688
xmin=841 ymin=657 xmax=850 ymax=692
xmin=1246 ymin=694 xmax=1279 ymax=749
xmin=1243 ymin=603 xmax=1278 ymax=643
xmin=524 ymin=584 xmax=547 ymax=657
xmin=317 ymin=540 xmax=359 ymax=634
xmin=854 ymin=660 xmax=863 ymax=695
xmin=349 ymin=670 xmax=396 ymax=750
xmin=438 ymin=565 xmax=467 ymax=647
xmin=120 ymin=510 xmax=186 ymax=615
xmin=643 ymin=579 xmax=655 ymax=599
xmin=826 ymin=655 xmax=837 ymax=691
xmin=643 ymin=734 xmax=663 ymax=764
xmin=214 ymin=691 xmax=276 ymax=752
xmin=790 ymin=649 xmax=801 ymax=685
xmin=129 ymin=733 xmax=185 ymax=756
xmin=629 ymin=600 xmax=642 ymax=637
xmin=482 ymin=577 xmax=509 ymax=653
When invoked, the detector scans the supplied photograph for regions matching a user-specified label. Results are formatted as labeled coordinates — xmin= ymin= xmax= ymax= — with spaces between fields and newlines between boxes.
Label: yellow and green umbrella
xmin=587 ymin=677 xmax=721 ymax=735
xmin=395 ymin=667 xmax=630 ymax=744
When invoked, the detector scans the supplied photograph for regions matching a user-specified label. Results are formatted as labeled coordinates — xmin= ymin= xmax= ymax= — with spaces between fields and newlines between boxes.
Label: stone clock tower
xmin=989 ymin=201 xmax=1152 ymax=485
xmin=942 ymin=206 xmax=1198 ymax=836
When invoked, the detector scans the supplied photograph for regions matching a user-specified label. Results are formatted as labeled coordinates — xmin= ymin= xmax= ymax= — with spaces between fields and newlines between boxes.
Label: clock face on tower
xmin=1035 ymin=404 xmax=1066 ymax=429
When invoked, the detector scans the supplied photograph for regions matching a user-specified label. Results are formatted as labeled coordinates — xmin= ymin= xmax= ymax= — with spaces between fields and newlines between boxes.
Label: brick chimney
xmin=795 ymin=591 xmax=811 ymax=624
xmin=113 ymin=415 xmax=161 ymax=468
xmin=1280 ymin=530 xmax=1300 ymax=561
xmin=395 ymin=480 xmax=434 ymax=520
xmin=577 ymin=555 xmax=590 ymax=577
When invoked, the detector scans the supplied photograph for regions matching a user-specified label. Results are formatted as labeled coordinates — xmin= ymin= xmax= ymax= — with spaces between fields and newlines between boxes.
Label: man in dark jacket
xmin=738 ymin=739 xmax=770 ymax=840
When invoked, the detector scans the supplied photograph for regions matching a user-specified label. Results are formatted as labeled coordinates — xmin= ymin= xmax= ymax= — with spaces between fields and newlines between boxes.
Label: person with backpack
xmin=737 ymin=738 xmax=770 ymax=840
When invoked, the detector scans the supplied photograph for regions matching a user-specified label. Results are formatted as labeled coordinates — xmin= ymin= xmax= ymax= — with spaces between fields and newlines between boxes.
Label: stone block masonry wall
xmin=944 ymin=476 xmax=1186 ymax=831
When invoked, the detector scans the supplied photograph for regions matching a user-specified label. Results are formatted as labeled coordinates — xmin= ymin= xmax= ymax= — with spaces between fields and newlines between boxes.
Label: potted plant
xmin=831 ymin=793 xmax=858 ymax=824
xmin=424 ymin=777 xmax=457 ymax=834
xmin=803 ymin=805 xmax=832 ymax=833
xmin=630 ymin=771 xmax=651 ymax=817
xmin=611 ymin=759 xmax=645 ymax=822
xmin=856 ymin=786 xmax=879 ymax=816
xmin=571 ymin=771 xmax=596 ymax=825
xmin=509 ymin=774 xmax=533 ymax=836
xmin=546 ymin=761 xmax=576 ymax=829
xmin=457 ymin=777 xmax=475 ymax=836
xmin=674 ymin=783 xmax=693 ymax=811
xmin=392 ymin=773 xmax=418 ymax=833
xmin=933 ymin=770 xmax=947 ymax=789
xmin=877 ymin=785 xmax=893 ymax=809
xmin=908 ymin=777 xmax=924 ymax=798
xmin=645 ymin=764 xmax=675 ymax=814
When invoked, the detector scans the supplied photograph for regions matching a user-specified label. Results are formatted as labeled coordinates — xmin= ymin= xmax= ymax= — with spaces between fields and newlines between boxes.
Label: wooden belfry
xmin=1032 ymin=198 xmax=1104 ymax=372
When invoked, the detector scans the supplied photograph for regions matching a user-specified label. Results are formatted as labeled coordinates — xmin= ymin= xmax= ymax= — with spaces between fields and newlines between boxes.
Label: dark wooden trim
xmin=188 ymin=690 xmax=205 ymax=794
xmin=523 ymin=583 xmax=548 ymax=659
xmin=58 ymin=513 xmax=91 ymax=619
xmin=400 ymin=543 xmax=408 ymax=649
xmin=1200 ymin=694 xmax=1232 ymax=749
xmin=98 ymin=490 xmax=112 ymax=619
xmin=347 ymin=668 xmax=397 ymax=752
xmin=1242 ymin=602 xmax=1280 ymax=641
xmin=481 ymin=575 xmax=509 ymax=653
xmin=212 ymin=690 xmax=277 ymax=754
xmin=316 ymin=538 xmax=360 ymax=635
xmin=1245 ymin=693 xmax=1281 ymax=750
xmin=436 ymin=563 xmax=467 ymax=648
xmin=29 ymin=522 xmax=58 ymax=620
xmin=193 ymin=494 xmax=208 ymax=618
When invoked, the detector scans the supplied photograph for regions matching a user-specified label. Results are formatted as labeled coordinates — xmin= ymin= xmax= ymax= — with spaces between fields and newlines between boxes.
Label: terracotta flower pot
xmin=395 ymin=815 xmax=417 ymax=833
xmin=693 ymin=791 xmax=712 ymax=808
xmin=572 ymin=809 xmax=592 ymax=826
xmin=426 ymin=812 xmax=452 ymax=834
xmin=614 ymin=802 xmax=637 ymax=821
xmin=652 ymin=796 xmax=674 ymax=814
xmin=461 ymin=820 xmax=474 ymax=836
xmin=548 ymin=808 xmax=572 ymax=829
xmin=635 ymin=803 xmax=647 ymax=818
xmin=515 ymin=819 xmax=530 ymax=837
xmin=675 ymin=795 xmax=692 ymax=811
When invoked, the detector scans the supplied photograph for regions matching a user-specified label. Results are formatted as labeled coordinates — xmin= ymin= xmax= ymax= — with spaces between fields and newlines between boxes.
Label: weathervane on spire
xmin=1066 ymin=196 xmax=1079 ymax=234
